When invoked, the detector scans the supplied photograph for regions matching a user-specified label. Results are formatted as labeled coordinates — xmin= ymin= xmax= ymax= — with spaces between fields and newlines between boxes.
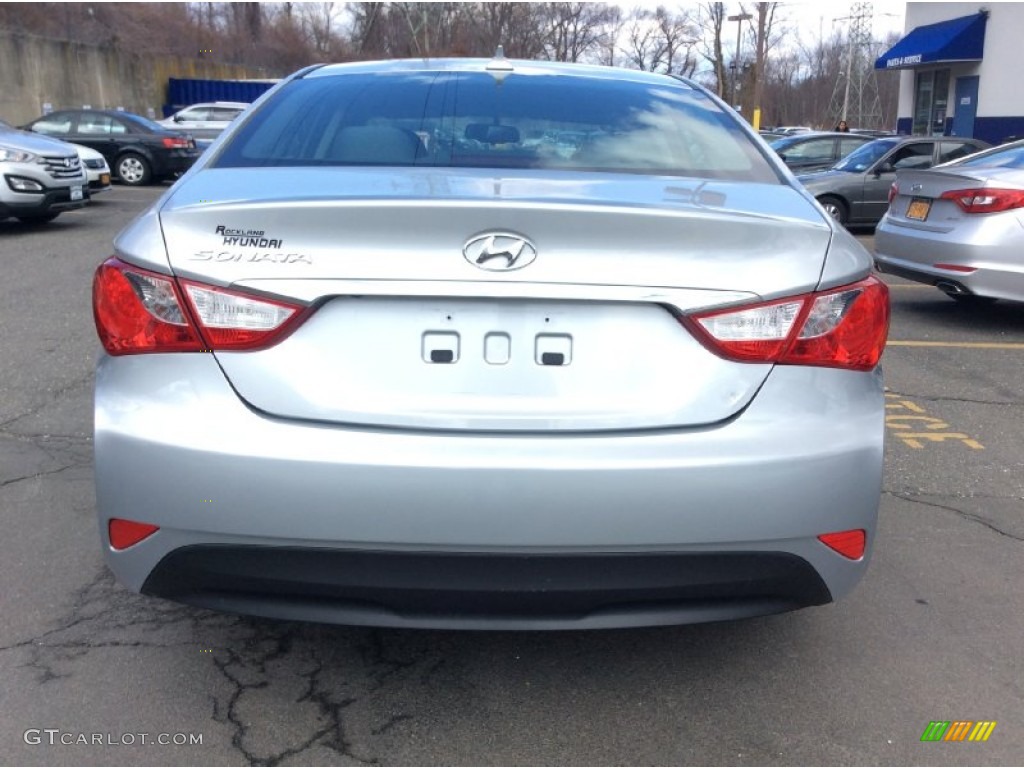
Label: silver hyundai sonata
xmin=92 ymin=58 xmax=890 ymax=630
xmin=876 ymin=139 xmax=1024 ymax=305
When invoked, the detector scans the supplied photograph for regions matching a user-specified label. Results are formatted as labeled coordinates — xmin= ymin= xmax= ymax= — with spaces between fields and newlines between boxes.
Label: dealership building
xmin=876 ymin=2 xmax=1023 ymax=143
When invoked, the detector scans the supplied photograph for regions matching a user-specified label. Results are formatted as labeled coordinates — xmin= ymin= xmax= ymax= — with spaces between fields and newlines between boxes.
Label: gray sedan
xmin=875 ymin=139 xmax=1024 ymax=304
xmin=91 ymin=58 xmax=889 ymax=630
xmin=799 ymin=136 xmax=989 ymax=226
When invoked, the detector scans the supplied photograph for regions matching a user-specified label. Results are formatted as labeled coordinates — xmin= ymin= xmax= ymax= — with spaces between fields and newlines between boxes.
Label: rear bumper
xmin=95 ymin=355 xmax=884 ymax=628
xmin=143 ymin=546 xmax=831 ymax=630
xmin=151 ymin=150 xmax=200 ymax=177
xmin=875 ymin=216 xmax=1024 ymax=302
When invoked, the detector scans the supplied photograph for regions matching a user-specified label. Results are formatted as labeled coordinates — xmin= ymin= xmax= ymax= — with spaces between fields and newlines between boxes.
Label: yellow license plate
xmin=906 ymin=198 xmax=931 ymax=221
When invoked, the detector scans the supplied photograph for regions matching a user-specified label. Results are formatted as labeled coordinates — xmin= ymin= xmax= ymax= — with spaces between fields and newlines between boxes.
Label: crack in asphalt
xmin=1 ymin=566 xmax=442 ymax=766
xmin=0 ymin=372 xmax=95 ymax=431
xmin=0 ymin=429 xmax=93 ymax=443
xmin=885 ymin=391 xmax=1023 ymax=408
xmin=884 ymin=491 xmax=1024 ymax=542
xmin=371 ymin=714 xmax=413 ymax=736
xmin=0 ymin=460 xmax=90 ymax=490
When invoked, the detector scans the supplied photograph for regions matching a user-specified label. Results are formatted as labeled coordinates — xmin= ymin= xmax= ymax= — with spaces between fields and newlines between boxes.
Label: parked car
xmin=92 ymin=58 xmax=889 ymax=630
xmin=0 ymin=118 xmax=88 ymax=223
xmin=158 ymin=101 xmax=248 ymax=146
xmin=770 ymin=131 xmax=873 ymax=173
xmin=22 ymin=109 xmax=201 ymax=186
xmin=798 ymin=135 xmax=990 ymax=226
xmin=875 ymin=138 xmax=1024 ymax=305
xmin=70 ymin=142 xmax=111 ymax=193
xmin=775 ymin=126 xmax=813 ymax=135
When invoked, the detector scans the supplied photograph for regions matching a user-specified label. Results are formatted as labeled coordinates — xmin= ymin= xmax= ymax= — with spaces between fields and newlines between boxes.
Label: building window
xmin=913 ymin=70 xmax=950 ymax=136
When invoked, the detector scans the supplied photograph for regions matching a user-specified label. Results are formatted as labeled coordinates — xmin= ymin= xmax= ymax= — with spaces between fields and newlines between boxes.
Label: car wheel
xmin=948 ymin=293 xmax=997 ymax=306
xmin=117 ymin=154 xmax=152 ymax=186
xmin=16 ymin=212 xmax=60 ymax=224
xmin=817 ymin=195 xmax=849 ymax=225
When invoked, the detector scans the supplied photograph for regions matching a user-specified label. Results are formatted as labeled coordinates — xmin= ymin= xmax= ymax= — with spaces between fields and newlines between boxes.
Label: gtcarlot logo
xmin=23 ymin=729 xmax=203 ymax=746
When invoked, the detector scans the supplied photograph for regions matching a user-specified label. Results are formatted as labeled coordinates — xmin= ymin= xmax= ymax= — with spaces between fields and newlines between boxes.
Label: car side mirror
xmin=874 ymin=162 xmax=894 ymax=176
xmin=174 ymin=115 xmax=184 ymax=123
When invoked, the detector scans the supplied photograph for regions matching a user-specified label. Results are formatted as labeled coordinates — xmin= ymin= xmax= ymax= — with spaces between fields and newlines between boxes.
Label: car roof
xmin=305 ymin=58 xmax=698 ymax=89
xmin=179 ymin=102 xmax=249 ymax=109
xmin=778 ymin=132 xmax=871 ymax=140
xmin=44 ymin=108 xmax=144 ymax=119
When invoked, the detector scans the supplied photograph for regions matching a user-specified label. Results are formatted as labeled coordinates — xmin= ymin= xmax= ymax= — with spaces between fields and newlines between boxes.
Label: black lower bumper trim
xmin=142 ymin=546 xmax=832 ymax=629
xmin=875 ymin=260 xmax=971 ymax=294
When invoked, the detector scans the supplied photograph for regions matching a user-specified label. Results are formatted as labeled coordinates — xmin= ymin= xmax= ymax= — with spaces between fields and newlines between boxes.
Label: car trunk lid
xmin=158 ymin=168 xmax=834 ymax=432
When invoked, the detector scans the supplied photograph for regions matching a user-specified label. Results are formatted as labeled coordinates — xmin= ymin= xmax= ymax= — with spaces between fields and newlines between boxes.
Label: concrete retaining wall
xmin=0 ymin=30 xmax=269 ymax=124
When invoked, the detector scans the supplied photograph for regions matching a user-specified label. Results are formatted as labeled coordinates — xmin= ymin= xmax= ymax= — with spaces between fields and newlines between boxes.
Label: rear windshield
xmin=214 ymin=71 xmax=778 ymax=182
xmin=119 ymin=113 xmax=167 ymax=133
xmin=953 ymin=142 xmax=1024 ymax=169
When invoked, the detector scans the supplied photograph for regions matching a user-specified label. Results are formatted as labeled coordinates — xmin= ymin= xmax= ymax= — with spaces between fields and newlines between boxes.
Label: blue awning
xmin=875 ymin=13 xmax=987 ymax=70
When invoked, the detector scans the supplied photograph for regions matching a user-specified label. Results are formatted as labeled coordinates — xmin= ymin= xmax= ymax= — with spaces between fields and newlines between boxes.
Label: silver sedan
xmin=876 ymin=140 xmax=1024 ymax=304
xmin=91 ymin=58 xmax=889 ymax=629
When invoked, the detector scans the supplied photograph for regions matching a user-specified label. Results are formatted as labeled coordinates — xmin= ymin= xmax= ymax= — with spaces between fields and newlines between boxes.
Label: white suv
xmin=0 ymin=119 xmax=88 ymax=224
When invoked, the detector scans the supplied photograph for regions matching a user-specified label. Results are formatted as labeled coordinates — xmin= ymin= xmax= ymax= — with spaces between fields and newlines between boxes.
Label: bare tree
xmin=544 ymin=3 xmax=620 ymax=63
xmin=655 ymin=6 xmax=698 ymax=76
xmin=694 ymin=2 xmax=727 ymax=96
xmin=466 ymin=2 xmax=549 ymax=59
xmin=750 ymin=2 xmax=776 ymax=128
xmin=621 ymin=6 xmax=696 ymax=75
xmin=301 ymin=2 xmax=337 ymax=58
xmin=622 ymin=7 xmax=665 ymax=72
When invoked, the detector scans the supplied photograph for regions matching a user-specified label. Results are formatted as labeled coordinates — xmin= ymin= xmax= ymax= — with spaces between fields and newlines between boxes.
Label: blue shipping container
xmin=163 ymin=78 xmax=278 ymax=116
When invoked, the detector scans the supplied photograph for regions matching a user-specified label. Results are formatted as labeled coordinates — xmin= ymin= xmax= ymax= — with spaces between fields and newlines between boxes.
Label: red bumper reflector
xmin=933 ymin=263 xmax=977 ymax=273
xmin=818 ymin=529 xmax=866 ymax=560
xmin=109 ymin=519 xmax=160 ymax=550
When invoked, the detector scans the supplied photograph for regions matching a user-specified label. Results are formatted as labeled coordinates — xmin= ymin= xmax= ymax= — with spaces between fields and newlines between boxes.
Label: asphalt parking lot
xmin=1 ymin=187 xmax=1021 ymax=766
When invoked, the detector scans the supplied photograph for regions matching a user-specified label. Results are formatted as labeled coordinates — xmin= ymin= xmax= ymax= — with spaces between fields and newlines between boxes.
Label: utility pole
xmin=728 ymin=11 xmax=752 ymax=111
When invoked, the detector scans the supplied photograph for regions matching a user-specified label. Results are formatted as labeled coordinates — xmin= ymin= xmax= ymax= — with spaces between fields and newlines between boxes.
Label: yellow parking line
xmin=888 ymin=341 xmax=1024 ymax=350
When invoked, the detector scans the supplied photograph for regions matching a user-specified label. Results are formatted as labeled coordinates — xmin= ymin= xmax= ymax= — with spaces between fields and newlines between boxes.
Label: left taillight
xmin=686 ymin=276 xmax=890 ymax=372
xmin=161 ymin=136 xmax=189 ymax=149
xmin=93 ymin=257 xmax=305 ymax=355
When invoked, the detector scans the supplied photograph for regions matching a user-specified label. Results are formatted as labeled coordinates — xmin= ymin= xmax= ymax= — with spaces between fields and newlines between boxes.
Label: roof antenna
xmin=486 ymin=44 xmax=513 ymax=83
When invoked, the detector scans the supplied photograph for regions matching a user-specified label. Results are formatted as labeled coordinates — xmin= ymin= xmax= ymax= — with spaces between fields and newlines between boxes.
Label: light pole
xmin=728 ymin=12 xmax=752 ymax=111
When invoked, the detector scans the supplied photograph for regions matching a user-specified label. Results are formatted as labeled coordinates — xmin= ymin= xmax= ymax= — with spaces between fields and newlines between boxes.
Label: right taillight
xmin=940 ymin=187 xmax=1024 ymax=214
xmin=687 ymin=276 xmax=890 ymax=372
xmin=93 ymin=257 xmax=306 ymax=355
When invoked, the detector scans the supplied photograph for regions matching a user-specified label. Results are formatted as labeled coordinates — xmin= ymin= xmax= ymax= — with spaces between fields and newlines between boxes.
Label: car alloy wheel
xmin=818 ymin=195 xmax=848 ymax=225
xmin=117 ymin=154 xmax=151 ymax=186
